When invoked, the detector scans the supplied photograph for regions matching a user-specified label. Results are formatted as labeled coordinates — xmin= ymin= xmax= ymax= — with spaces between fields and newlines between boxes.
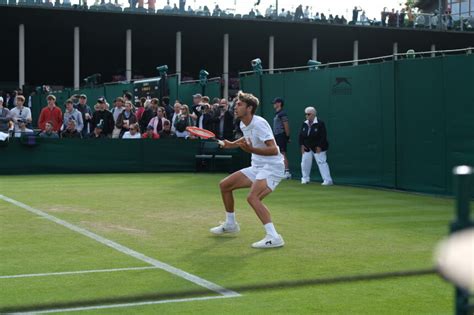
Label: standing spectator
xmin=399 ymin=9 xmax=406 ymax=27
xmin=61 ymin=119 xmax=82 ymax=139
xmin=265 ymin=5 xmax=273 ymax=17
xmin=352 ymin=6 xmax=361 ymax=23
xmin=147 ymin=0 xmax=155 ymax=11
xmin=122 ymin=123 xmax=141 ymax=139
xmin=91 ymin=97 xmax=114 ymax=137
xmin=10 ymin=95 xmax=32 ymax=131
xmin=381 ymin=7 xmax=388 ymax=26
xmin=63 ymin=99 xmax=84 ymax=133
xmin=215 ymin=98 xmax=234 ymax=140
xmin=195 ymin=101 xmax=214 ymax=132
xmin=161 ymin=96 xmax=173 ymax=120
xmin=294 ymin=5 xmax=303 ymax=20
xmin=39 ymin=121 xmax=59 ymax=138
xmin=7 ymin=90 xmax=17 ymax=109
xmin=38 ymin=95 xmax=62 ymax=132
xmin=0 ymin=97 xmax=11 ymax=133
xmin=75 ymin=94 xmax=93 ymax=138
xmin=179 ymin=0 xmax=185 ymax=12
xmin=388 ymin=8 xmax=397 ymax=27
xmin=190 ymin=93 xmax=202 ymax=116
xmin=111 ymin=97 xmax=125 ymax=138
xmin=272 ymin=97 xmax=291 ymax=179
xmin=142 ymin=125 xmax=160 ymax=139
xmin=14 ymin=119 xmax=34 ymax=138
xmin=135 ymin=99 xmax=146 ymax=122
xmin=147 ymin=106 xmax=166 ymax=134
xmin=158 ymin=120 xmax=175 ymax=138
xmin=303 ymin=6 xmax=310 ymax=19
xmin=139 ymin=98 xmax=158 ymax=132
xmin=116 ymin=101 xmax=137 ymax=138
xmin=360 ymin=11 xmax=367 ymax=25
xmin=163 ymin=0 xmax=171 ymax=10
xmin=299 ymin=106 xmax=333 ymax=185
xmin=174 ymin=104 xmax=193 ymax=138
xmin=170 ymin=101 xmax=182 ymax=133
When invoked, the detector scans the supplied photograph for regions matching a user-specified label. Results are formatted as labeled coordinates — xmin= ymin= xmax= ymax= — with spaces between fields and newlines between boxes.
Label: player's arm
xmin=221 ymin=137 xmax=245 ymax=149
xmin=239 ymin=138 xmax=279 ymax=156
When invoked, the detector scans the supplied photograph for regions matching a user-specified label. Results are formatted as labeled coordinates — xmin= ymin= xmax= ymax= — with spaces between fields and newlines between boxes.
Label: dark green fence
xmin=0 ymin=138 xmax=248 ymax=175
xmin=241 ymin=54 xmax=474 ymax=195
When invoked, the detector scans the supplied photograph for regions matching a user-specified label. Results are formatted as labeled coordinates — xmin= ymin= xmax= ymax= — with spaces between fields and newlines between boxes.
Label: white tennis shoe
xmin=210 ymin=222 xmax=240 ymax=235
xmin=251 ymin=234 xmax=285 ymax=249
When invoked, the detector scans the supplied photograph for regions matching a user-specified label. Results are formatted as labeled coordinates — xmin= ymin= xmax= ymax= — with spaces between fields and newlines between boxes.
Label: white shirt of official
xmin=240 ymin=115 xmax=284 ymax=167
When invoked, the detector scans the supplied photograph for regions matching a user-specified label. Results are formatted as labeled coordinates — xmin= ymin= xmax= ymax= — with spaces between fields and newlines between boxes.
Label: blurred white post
xmin=126 ymin=29 xmax=132 ymax=82
xmin=312 ymin=38 xmax=318 ymax=61
xmin=223 ymin=33 xmax=229 ymax=100
xmin=74 ymin=27 xmax=80 ymax=90
xmin=393 ymin=42 xmax=398 ymax=60
xmin=269 ymin=36 xmax=274 ymax=74
xmin=353 ymin=40 xmax=359 ymax=66
xmin=19 ymin=24 xmax=25 ymax=89
xmin=176 ymin=31 xmax=182 ymax=84
xmin=431 ymin=44 xmax=436 ymax=57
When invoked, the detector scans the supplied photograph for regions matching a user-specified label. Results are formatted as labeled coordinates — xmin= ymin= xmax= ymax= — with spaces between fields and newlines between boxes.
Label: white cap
xmin=0 ymin=96 xmax=3 ymax=103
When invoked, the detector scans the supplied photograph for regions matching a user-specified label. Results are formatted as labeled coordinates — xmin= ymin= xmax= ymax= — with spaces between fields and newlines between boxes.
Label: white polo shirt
xmin=240 ymin=115 xmax=284 ymax=168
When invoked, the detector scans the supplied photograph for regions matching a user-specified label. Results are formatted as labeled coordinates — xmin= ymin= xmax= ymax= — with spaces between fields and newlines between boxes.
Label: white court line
xmin=0 ymin=266 xmax=160 ymax=279
xmin=0 ymin=195 xmax=240 ymax=298
xmin=12 ymin=295 xmax=233 ymax=314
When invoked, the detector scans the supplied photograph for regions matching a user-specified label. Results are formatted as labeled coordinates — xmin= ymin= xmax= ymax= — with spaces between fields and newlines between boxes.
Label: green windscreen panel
xmin=261 ymin=73 xmax=285 ymax=119
xmin=240 ymin=74 xmax=261 ymax=100
xmin=204 ymin=80 xmax=222 ymax=101
xmin=327 ymin=64 xmax=395 ymax=187
xmin=168 ymin=75 xmax=179 ymax=104
xmin=177 ymin=82 xmax=201 ymax=106
xmin=443 ymin=55 xmax=474 ymax=195
xmin=30 ymin=93 xmax=44 ymax=127
xmin=396 ymin=57 xmax=446 ymax=194
xmin=104 ymin=83 xmax=134 ymax=102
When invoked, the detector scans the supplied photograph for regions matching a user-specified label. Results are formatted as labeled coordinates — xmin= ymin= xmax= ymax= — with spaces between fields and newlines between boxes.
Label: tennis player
xmin=210 ymin=91 xmax=285 ymax=249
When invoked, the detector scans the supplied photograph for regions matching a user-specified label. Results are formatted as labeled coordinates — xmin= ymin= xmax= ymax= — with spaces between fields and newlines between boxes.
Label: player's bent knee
xmin=246 ymin=193 xmax=258 ymax=204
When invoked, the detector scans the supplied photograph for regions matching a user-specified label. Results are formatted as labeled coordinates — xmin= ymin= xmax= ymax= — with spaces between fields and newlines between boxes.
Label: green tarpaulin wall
xmin=241 ymin=54 xmax=474 ymax=195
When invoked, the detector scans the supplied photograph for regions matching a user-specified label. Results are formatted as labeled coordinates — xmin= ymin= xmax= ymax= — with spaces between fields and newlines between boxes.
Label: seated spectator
xmin=212 ymin=4 xmax=221 ymax=16
xmin=39 ymin=121 xmax=59 ymax=138
xmin=163 ymin=0 xmax=171 ymax=10
xmin=14 ymin=119 xmax=34 ymax=138
xmin=172 ymin=3 xmax=178 ymax=12
xmin=0 ymin=97 xmax=11 ymax=133
xmin=91 ymin=97 xmax=114 ymax=137
xmin=265 ymin=5 xmax=273 ymax=17
xmin=89 ymin=120 xmax=106 ymax=139
xmin=116 ymin=101 xmax=138 ymax=138
xmin=63 ymin=99 xmax=84 ymax=133
xmin=147 ymin=107 xmax=166 ymax=134
xmin=38 ymin=95 xmax=62 ymax=133
xmin=341 ymin=15 xmax=347 ymax=24
xmin=122 ymin=123 xmax=141 ymax=139
xmin=111 ymin=97 xmax=125 ymax=138
xmin=174 ymin=104 xmax=193 ymax=138
xmin=187 ymin=5 xmax=193 ymax=13
xmin=10 ymin=95 xmax=32 ymax=131
xmin=158 ymin=120 xmax=176 ymax=138
xmin=142 ymin=125 xmax=160 ymax=139
xmin=61 ymin=119 xmax=82 ymax=138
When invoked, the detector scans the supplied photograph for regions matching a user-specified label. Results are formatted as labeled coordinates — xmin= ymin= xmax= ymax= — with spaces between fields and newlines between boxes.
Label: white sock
xmin=226 ymin=212 xmax=236 ymax=225
xmin=264 ymin=223 xmax=279 ymax=238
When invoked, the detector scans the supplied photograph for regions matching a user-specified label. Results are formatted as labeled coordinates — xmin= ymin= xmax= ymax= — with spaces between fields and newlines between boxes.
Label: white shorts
xmin=240 ymin=163 xmax=285 ymax=191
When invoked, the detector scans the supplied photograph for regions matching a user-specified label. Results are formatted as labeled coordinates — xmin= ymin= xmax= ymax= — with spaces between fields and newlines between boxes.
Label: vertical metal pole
xmin=431 ymin=44 xmax=436 ymax=57
xmin=393 ymin=42 xmax=398 ymax=61
xmin=269 ymin=36 xmax=274 ymax=74
xmin=126 ymin=29 xmax=132 ymax=82
xmin=353 ymin=40 xmax=359 ymax=66
xmin=223 ymin=33 xmax=229 ymax=100
xmin=74 ymin=27 xmax=80 ymax=90
xmin=19 ymin=24 xmax=25 ymax=90
xmin=451 ymin=165 xmax=473 ymax=315
xmin=176 ymin=31 xmax=182 ymax=84
xmin=312 ymin=38 xmax=318 ymax=61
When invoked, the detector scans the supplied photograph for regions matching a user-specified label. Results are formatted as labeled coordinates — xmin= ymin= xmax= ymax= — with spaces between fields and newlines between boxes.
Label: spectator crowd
xmin=0 ymin=90 xmax=239 ymax=141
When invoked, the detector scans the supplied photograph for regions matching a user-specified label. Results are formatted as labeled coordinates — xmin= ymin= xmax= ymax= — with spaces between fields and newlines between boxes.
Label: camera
xmin=251 ymin=58 xmax=262 ymax=67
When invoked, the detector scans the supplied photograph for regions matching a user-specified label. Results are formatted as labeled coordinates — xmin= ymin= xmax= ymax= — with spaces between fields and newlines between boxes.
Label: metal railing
xmin=239 ymin=47 xmax=474 ymax=76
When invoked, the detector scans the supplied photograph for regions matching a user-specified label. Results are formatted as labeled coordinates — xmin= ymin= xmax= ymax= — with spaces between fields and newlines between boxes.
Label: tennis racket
xmin=186 ymin=126 xmax=225 ymax=147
